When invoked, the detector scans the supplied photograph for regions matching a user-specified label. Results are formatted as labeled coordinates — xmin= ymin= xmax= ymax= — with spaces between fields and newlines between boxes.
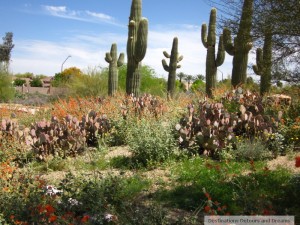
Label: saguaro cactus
xmin=201 ymin=8 xmax=225 ymax=98
xmin=126 ymin=0 xmax=148 ymax=96
xmin=162 ymin=37 xmax=183 ymax=99
xmin=253 ymin=31 xmax=272 ymax=96
xmin=105 ymin=43 xmax=124 ymax=96
xmin=223 ymin=0 xmax=253 ymax=87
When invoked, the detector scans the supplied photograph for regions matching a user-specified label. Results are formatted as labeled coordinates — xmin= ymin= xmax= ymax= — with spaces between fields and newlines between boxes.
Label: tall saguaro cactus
xmin=253 ymin=31 xmax=272 ymax=95
xmin=126 ymin=0 xmax=148 ymax=96
xmin=201 ymin=8 xmax=225 ymax=98
xmin=162 ymin=37 xmax=183 ymax=99
xmin=105 ymin=43 xmax=124 ymax=96
xmin=223 ymin=0 xmax=253 ymax=87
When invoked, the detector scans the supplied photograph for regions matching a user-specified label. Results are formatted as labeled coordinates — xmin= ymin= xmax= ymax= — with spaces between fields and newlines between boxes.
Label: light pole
xmin=218 ymin=68 xmax=223 ymax=81
xmin=61 ymin=55 xmax=71 ymax=73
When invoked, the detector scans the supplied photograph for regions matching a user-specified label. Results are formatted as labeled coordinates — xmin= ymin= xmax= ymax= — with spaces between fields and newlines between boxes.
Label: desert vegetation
xmin=0 ymin=0 xmax=299 ymax=224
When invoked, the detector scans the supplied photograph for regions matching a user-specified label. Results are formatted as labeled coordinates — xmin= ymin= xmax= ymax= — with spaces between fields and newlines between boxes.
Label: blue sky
xmin=0 ymin=0 xmax=253 ymax=80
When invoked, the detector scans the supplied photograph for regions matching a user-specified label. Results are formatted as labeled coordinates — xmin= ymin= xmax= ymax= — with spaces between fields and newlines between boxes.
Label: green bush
xmin=30 ymin=77 xmax=43 ymax=87
xmin=67 ymin=68 xmax=108 ymax=97
xmin=13 ymin=78 xmax=26 ymax=86
xmin=222 ymin=138 xmax=273 ymax=161
xmin=0 ymin=69 xmax=14 ymax=102
xmin=127 ymin=118 xmax=177 ymax=166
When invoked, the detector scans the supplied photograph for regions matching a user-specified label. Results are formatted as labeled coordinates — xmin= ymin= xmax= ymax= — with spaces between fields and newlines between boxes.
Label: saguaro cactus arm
xmin=216 ymin=35 xmax=225 ymax=66
xmin=117 ymin=53 xmax=125 ymax=67
xmin=223 ymin=28 xmax=235 ymax=56
xmin=134 ymin=18 xmax=148 ymax=62
xmin=201 ymin=24 xmax=208 ymax=48
xmin=162 ymin=59 xmax=170 ymax=72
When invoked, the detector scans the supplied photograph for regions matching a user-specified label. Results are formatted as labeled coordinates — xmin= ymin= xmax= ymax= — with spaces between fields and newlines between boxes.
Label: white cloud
xmin=86 ymin=11 xmax=113 ymax=21
xmin=11 ymin=24 xmax=258 ymax=82
xmin=42 ymin=5 xmax=122 ymax=26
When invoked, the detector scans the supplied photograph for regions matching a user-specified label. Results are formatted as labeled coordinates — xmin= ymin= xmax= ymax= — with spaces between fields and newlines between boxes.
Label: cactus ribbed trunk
xmin=105 ymin=43 xmax=124 ymax=96
xmin=202 ymin=8 xmax=225 ymax=98
xmin=223 ymin=0 xmax=253 ymax=87
xmin=253 ymin=30 xmax=272 ymax=95
xmin=126 ymin=0 xmax=148 ymax=96
xmin=162 ymin=37 xmax=183 ymax=99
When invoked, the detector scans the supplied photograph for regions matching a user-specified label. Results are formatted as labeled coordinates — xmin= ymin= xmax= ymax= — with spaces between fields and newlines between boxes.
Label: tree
xmin=205 ymin=0 xmax=300 ymax=84
xmin=0 ymin=32 xmax=14 ymax=70
xmin=30 ymin=77 xmax=43 ymax=87
xmin=177 ymin=72 xmax=186 ymax=83
xmin=184 ymin=75 xmax=196 ymax=90
xmin=61 ymin=67 xmax=82 ymax=78
xmin=13 ymin=78 xmax=26 ymax=86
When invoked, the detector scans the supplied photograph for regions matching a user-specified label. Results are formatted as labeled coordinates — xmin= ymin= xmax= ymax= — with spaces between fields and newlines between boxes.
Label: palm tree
xmin=184 ymin=75 xmax=195 ymax=90
xmin=177 ymin=72 xmax=186 ymax=83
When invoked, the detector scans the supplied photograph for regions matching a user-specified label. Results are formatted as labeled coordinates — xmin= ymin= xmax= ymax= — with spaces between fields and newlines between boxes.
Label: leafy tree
xmin=0 ymin=32 xmax=14 ymax=71
xmin=13 ymin=78 xmax=26 ymax=86
xmin=30 ymin=77 xmax=43 ymax=87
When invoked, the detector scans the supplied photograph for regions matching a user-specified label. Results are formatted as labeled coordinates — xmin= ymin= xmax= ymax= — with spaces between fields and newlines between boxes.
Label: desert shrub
xmin=222 ymin=138 xmax=273 ymax=161
xmin=67 ymin=68 xmax=108 ymax=97
xmin=127 ymin=118 xmax=177 ymax=166
xmin=0 ymin=69 xmax=14 ymax=102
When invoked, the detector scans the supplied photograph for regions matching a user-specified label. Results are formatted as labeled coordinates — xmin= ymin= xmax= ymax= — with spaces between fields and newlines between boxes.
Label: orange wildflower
xmin=49 ymin=215 xmax=57 ymax=222
xmin=81 ymin=215 xmax=90 ymax=223
xmin=204 ymin=205 xmax=211 ymax=213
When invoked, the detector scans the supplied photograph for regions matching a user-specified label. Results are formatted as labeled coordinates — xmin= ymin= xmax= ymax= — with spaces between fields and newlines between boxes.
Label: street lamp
xmin=61 ymin=55 xmax=71 ymax=72
xmin=217 ymin=68 xmax=224 ymax=81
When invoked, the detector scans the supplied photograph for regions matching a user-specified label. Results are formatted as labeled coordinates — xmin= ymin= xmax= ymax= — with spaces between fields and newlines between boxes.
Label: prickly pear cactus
xmin=105 ymin=43 xmax=124 ymax=96
xmin=223 ymin=0 xmax=253 ymax=87
xmin=201 ymin=8 xmax=225 ymax=98
xmin=126 ymin=0 xmax=148 ymax=96
xmin=162 ymin=37 xmax=183 ymax=99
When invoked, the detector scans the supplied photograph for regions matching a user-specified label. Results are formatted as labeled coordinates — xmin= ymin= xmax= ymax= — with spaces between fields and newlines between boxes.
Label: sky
xmin=0 ymin=0 xmax=256 ymax=80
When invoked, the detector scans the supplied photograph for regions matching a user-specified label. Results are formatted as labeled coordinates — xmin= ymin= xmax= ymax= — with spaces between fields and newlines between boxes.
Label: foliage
xmin=127 ymin=118 xmax=177 ymax=166
xmin=221 ymin=138 xmax=273 ymax=161
xmin=67 ymin=67 xmax=108 ymax=97
xmin=29 ymin=77 xmax=43 ymax=87
xmin=0 ymin=32 xmax=14 ymax=68
xmin=0 ymin=69 xmax=15 ymax=102
xmin=61 ymin=66 xmax=82 ymax=78
xmin=13 ymin=78 xmax=26 ymax=86
xmin=15 ymin=72 xmax=34 ymax=79
xmin=190 ymin=79 xmax=205 ymax=93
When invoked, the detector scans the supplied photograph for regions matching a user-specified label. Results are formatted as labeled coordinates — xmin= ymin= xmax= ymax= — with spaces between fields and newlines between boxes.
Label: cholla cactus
xmin=201 ymin=8 xmax=225 ymax=98
xmin=162 ymin=37 xmax=183 ymax=99
xmin=105 ymin=43 xmax=124 ymax=96
xmin=126 ymin=0 xmax=148 ymax=96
